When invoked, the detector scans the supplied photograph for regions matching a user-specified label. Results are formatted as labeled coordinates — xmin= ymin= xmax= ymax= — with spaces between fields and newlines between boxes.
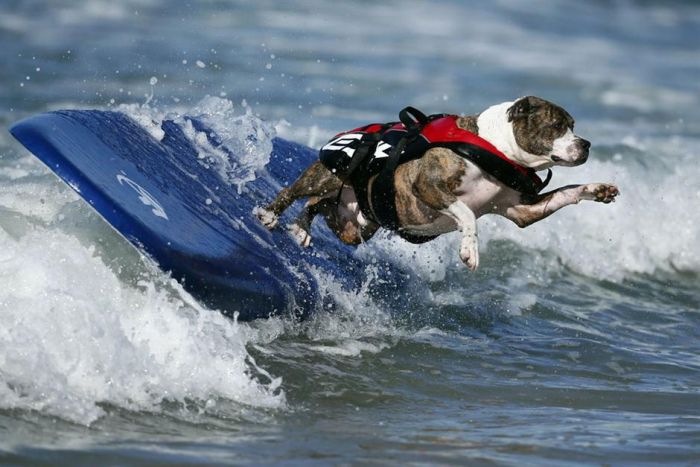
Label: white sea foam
xmin=245 ymin=265 xmax=403 ymax=358
xmin=481 ymin=160 xmax=700 ymax=280
xmin=119 ymin=103 xmax=167 ymax=141
xmin=309 ymin=340 xmax=390 ymax=357
xmin=120 ymin=97 xmax=275 ymax=193
xmin=0 ymin=225 xmax=284 ymax=426
xmin=0 ymin=178 xmax=76 ymax=224
xmin=180 ymin=96 xmax=276 ymax=193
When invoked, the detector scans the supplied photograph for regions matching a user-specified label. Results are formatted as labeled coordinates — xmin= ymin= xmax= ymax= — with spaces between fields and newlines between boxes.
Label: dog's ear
xmin=507 ymin=96 xmax=540 ymax=121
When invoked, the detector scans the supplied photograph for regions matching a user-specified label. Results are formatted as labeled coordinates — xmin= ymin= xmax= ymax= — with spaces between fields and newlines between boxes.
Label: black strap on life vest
xmin=368 ymin=107 xmax=433 ymax=239
xmin=448 ymin=143 xmax=552 ymax=195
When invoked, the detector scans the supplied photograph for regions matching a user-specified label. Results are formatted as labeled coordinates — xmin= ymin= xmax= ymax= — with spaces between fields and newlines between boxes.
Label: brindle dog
xmin=255 ymin=96 xmax=619 ymax=270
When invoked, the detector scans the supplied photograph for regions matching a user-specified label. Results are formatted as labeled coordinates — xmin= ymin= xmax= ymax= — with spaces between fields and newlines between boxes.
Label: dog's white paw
xmin=253 ymin=206 xmax=278 ymax=229
xmin=459 ymin=236 xmax=479 ymax=271
xmin=580 ymin=183 xmax=619 ymax=204
xmin=289 ymin=223 xmax=312 ymax=248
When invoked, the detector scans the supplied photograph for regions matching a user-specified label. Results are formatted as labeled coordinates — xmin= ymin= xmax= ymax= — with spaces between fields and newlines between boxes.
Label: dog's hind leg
xmin=411 ymin=149 xmax=480 ymax=270
xmin=290 ymin=189 xmax=381 ymax=247
xmin=255 ymin=161 xmax=343 ymax=229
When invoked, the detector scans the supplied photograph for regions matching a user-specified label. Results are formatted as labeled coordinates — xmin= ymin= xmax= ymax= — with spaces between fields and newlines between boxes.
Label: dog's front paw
xmin=288 ymin=223 xmax=312 ymax=248
xmin=581 ymin=184 xmax=619 ymax=204
xmin=253 ymin=206 xmax=279 ymax=229
xmin=459 ymin=236 xmax=479 ymax=271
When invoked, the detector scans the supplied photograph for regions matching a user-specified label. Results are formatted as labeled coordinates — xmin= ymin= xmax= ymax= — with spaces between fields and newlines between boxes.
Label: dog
xmin=255 ymin=96 xmax=619 ymax=271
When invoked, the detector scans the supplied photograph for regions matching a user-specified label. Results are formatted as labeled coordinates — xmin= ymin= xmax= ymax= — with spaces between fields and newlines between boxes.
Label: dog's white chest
xmin=454 ymin=162 xmax=517 ymax=216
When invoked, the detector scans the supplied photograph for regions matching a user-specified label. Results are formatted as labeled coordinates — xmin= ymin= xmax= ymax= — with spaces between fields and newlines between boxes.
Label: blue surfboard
xmin=9 ymin=110 xmax=377 ymax=320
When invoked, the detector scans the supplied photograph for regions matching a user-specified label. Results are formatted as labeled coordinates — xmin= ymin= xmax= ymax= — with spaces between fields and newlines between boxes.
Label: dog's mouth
xmin=551 ymin=154 xmax=588 ymax=166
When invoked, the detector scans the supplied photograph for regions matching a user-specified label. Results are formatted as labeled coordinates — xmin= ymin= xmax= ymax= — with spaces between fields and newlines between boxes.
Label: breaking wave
xmin=2 ymin=94 xmax=698 ymax=426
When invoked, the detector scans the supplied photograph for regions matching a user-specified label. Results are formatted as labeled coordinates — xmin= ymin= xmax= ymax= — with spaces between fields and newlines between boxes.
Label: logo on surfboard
xmin=116 ymin=173 xmax=169 ymax=220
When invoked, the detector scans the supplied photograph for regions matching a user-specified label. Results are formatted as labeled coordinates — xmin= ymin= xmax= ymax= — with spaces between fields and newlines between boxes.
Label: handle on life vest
xmin=399 ymin=106 xmax=429 ymax=130
xmin=384 ymin=106 xmax=431 ymax=176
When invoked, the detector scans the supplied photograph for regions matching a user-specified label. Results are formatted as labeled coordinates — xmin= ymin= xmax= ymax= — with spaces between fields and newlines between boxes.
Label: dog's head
xmin=504 ymin=96 xmax=590 ymax=169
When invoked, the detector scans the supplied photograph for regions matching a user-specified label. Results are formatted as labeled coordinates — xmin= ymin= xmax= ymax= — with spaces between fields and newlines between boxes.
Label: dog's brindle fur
xmin=255 ymin=96 xmax=619 ymax=270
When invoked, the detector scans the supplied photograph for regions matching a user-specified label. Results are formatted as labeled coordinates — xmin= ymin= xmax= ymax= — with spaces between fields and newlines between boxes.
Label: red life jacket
xmin=319 ymin=107 xmax=551 ymax=244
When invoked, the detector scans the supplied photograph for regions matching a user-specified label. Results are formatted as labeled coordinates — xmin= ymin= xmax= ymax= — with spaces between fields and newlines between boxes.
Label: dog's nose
xmin=578 ymin=138 xmax=591 ymax=151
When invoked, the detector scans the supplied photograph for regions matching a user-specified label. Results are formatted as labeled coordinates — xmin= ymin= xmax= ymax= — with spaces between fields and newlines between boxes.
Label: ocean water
xmin=1 ymin=0 xmax=700 ymax=465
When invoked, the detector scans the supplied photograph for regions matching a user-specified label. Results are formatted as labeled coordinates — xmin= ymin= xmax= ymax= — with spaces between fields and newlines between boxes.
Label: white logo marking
xmin=322 ymin=133 xmax=363 ymax=157
xmin=116 ymin=173 xmax=169 ymax=220
xmin=372 ymin=141 xmax=393 ymax=159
